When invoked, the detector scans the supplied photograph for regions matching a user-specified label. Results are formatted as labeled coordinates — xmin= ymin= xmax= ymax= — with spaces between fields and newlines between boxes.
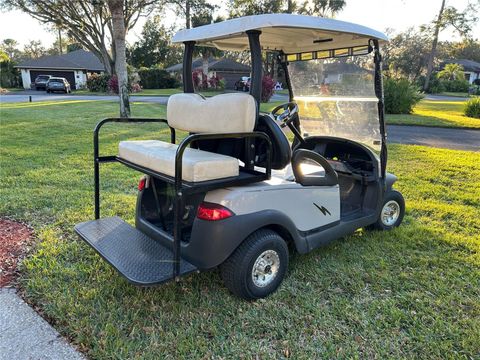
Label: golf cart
xmin=75 ymin=14 xmax=405 ymax=300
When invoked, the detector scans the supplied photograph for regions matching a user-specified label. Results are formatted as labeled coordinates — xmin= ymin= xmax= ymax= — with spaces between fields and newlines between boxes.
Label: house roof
xmin=172 ymin=14 xmax=388 ymax=53
xmin=15 ymin=49 xmax=105 ymax=71
xmin=443 ymin=59 xmax=480 ymax=73
xmin=165 ymin=57 xmax=250 ymax=73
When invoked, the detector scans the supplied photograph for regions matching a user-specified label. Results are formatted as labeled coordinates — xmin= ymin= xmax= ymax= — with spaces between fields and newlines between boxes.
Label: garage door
xmin=30 ymin=70 xmax=76 ymax=89
xmin=217 ymin=72 xmax=250 ymax=90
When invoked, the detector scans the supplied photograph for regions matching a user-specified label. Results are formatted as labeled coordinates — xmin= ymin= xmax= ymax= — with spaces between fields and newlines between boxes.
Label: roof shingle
xmin=16 ymin=49 xmax=105 ymax=71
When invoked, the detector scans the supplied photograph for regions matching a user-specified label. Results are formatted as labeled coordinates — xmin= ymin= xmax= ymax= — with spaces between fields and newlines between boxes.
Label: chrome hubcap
xmin=381 ymin=200 xmax=400 ymax=226
xmin=252 ymin=250 xmax=280 ymax=287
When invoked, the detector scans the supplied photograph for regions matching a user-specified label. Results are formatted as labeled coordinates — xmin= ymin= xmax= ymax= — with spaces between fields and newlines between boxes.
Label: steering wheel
xmin=271 ymin=102 xmax=299 ymax=128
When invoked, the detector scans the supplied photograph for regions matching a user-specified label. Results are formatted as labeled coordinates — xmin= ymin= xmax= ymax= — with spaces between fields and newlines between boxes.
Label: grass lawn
xmin=1 ymin=100 xmax=479 ymax=358
xmin=386 ymin=99 xmax=480 ymax=129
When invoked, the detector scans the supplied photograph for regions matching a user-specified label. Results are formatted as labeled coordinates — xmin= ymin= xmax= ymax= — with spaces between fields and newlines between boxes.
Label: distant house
xmin=165 ymin=57 xmax=250 ymax=90
xmin=442 ymin=59 xmax=480 ymax=84
xmin=15 ymin=49 xmax=105 ymax=90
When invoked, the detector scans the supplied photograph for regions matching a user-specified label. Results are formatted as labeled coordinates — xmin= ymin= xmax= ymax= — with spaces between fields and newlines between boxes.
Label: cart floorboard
xmin=75 ymin=216 xmax=197 ymax=285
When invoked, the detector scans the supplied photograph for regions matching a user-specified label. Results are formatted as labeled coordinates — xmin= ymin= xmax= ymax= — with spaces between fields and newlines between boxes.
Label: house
xmin=165 ymin=57 xmax=250 ymax=90
xmin=15 ymin=49 xmax=105 ymax=90
xmin=442 ymin=59 xmax=480 ymax=84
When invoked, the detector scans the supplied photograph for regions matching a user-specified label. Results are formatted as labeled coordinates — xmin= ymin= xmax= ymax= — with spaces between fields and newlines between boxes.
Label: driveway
xmin=387 ymin=125 xmax=479 ymax=151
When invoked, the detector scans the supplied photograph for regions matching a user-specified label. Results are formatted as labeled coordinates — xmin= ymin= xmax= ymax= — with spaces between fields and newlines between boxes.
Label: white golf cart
xmin=75 ymin=14 xmax=405 ymax=300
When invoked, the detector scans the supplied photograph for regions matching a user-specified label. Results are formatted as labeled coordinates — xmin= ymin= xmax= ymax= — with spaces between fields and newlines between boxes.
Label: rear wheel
xmin=369 ymin=190 xmax=405 ymax=230
xmin=220 ymin=229 xmax=288 ymax=300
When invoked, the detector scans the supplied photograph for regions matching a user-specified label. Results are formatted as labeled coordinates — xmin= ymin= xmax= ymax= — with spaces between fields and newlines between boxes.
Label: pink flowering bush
xmin=261 ymin=75 xmax=276 ymax=102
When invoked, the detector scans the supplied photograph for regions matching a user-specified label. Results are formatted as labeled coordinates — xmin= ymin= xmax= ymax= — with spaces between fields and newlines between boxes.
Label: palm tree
xmin=437 ymin=63 xmax=465 ymax=81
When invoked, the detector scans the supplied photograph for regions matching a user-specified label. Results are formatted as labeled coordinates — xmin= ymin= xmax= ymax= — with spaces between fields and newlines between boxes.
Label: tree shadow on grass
xmin=19 ymin=216 xmax=480 ymax=359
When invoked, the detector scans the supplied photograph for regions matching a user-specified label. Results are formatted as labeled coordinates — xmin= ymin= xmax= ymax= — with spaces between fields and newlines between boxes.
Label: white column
xmin=21 ymin=69 xmax=31 ymax=89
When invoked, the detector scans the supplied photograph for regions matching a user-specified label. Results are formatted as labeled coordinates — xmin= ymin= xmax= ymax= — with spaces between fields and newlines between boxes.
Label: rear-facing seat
xmin=118 ymin=93 xmax=257 ymax=182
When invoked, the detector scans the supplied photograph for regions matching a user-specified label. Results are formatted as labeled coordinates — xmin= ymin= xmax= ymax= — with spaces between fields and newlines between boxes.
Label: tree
xmin=0 ymin=39 xmax=21 ymax=60
xmin=22 ymin=40 xmax=47 ymax=59
xmin=382 ymin=28 xmax=431 ymax=81
xmin=169 ymin=0 xmax=215 ymax=29
xmin=437 ymin=63 xmax=465 ymax=81
xmin=191 ymin=11 xmax=223 ymax=78
xmin=439 ymin=39 xmax=480 ymax=63
xmin=0 ymin=0 xmax=159 ymax=75
xmin=107 ymin=0 xmax=130 ymax=117
xmin=228 ymin=0 xmax=345 ymax=17
xmin=129 ymin=16 xmax=180 ymax=68
xmin=423 ymin=0 xmax=479 ymax=91
xmin=298 ymin=0 xmax=346 ymax=17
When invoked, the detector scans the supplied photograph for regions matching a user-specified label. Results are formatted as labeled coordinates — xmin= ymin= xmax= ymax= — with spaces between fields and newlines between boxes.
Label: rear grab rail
xmin=92 ymin=117 xmax=272 ymax=281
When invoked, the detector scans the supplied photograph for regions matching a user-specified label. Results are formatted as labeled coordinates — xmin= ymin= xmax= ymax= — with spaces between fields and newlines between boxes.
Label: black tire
xmin=220 ymin=229 xmax=289 ymax=300
xmin=368 ymin=190 xmax=405 ymax=230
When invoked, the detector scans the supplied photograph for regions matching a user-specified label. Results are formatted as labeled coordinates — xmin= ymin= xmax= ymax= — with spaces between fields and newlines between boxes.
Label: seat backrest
xmin=167 ymin=93 xmax=256 ymax=133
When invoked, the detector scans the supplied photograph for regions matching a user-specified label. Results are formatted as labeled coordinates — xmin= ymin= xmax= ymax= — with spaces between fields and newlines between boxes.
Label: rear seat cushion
xmin=118 ymin=140 xmax=239 ymax=182
xmin=167 ymin=93 xmax=256 ymax=133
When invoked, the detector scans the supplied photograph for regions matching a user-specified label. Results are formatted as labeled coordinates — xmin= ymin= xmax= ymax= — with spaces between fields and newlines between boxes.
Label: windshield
xmin=288 ymin=53 xmax=381 ymax=151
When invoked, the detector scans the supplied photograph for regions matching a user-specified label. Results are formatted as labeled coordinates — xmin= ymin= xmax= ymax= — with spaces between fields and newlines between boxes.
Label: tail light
xmin=138 ymin=177 xmax=147 ymax=191
xmin=197 ymin=202 xmax=234 ymax=221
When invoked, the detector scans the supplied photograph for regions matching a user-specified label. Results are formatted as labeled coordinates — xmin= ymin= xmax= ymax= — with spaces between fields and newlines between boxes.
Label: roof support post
xmin=183 ymin=41 xmax=195 ymax=93
xmin=247 ymin=30 xmax=262 ymax=112
xmin=372 ymin=39 xmax=387 ymax=183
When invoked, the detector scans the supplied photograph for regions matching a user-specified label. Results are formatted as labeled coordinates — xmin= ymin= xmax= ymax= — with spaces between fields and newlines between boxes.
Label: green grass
xmin=386 ymin=99 xmax=480 ymax=128
xmin=1 ymin=101 xmax=479 ymax=359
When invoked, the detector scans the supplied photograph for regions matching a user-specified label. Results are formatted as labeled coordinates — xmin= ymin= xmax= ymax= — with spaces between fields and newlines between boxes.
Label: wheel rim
xmin=381 ymin=200 xmax=400 ymax=226
xmin=252 ymin=250 xmax=280 ymax=287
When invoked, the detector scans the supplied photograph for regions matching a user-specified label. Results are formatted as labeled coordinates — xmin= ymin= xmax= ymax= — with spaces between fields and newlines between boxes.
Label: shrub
xmin=86 ymin=73 xmax=110 ymax=92
xmin=384 ymin=77 xmax=423 ymax=114
xmin=192 ymin=69 xmax=208 ymax=91
xmin=464 ymin=98 xmax=480 ymax=119
xmin=130 ymin=83 xmax=143 ymax=93
xmin=138 ymin=68 xmax=177 ymax=89
xmin=261 ymin=75 xmax=276 ymax=103
xmin=416 ymin=74 xmax=445 ymax=94
xmin=107 ymin=75 xmax=119 ymax=94
xmin=442 ymin=79 xmax=469 ymax=93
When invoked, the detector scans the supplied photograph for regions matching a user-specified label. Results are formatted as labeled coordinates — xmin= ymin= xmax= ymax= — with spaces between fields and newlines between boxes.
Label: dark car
xmin=234 ymin=76 xmax=250 ymax=91
xmin=46 ymin=77 xmax=71 ymax=93
xmin=34 ymin=75 xmax=51 ymax=90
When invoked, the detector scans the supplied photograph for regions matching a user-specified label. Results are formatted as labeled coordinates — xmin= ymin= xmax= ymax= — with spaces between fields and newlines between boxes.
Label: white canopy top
xmin=172 ymin=14 xmax=388 ymax=53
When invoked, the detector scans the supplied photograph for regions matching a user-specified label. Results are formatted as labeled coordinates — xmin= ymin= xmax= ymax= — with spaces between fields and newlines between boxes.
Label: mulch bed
xmin=0 ymin=218 xmax=33 ymax=287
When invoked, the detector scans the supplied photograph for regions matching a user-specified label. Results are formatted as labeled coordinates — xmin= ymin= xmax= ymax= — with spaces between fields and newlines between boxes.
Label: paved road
xmin=1 ymin=93 xmax=169 ymax=104
xmin=0 ymin=90 xmax=289 ymax=104
xmin=387 ymin=125 xmax=479 ymax=151
xmin=0 ymin=288 xmax=84 ymax=360
xmin=424 ymin=94 xmax=470 ymax=102
xmin=2 ymin=92 xmax=478 ymax=151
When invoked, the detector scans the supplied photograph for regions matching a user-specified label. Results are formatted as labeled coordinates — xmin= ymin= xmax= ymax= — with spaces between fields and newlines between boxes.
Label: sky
xmin=0 ymin=0 xmax=478 ymax=48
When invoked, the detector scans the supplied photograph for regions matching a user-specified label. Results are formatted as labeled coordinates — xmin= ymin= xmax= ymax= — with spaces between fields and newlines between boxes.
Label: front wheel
xmin=369 ymin=190 xmax=405 ymax=230
xmin=220 ymin=229 xmax=289 ymax=300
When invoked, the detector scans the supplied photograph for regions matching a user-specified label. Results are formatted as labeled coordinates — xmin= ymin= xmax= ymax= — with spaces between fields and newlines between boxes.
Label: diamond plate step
xmin=74 ymin=216 xmax=197 ymax=285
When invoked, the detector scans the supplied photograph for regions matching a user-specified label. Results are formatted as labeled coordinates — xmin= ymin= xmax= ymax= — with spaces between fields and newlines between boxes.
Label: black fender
xmin=186 ymin=209 xmax=307 ymax=269
xmin=385 ymin=172 xmax=398 ymax=192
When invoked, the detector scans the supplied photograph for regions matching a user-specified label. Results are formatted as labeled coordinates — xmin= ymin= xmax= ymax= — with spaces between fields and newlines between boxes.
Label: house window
xmin=465 ymin=73 xmax=471 ymax=81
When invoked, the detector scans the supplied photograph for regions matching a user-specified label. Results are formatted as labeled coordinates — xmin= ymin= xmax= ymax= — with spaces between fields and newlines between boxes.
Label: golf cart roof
xmin=172 ymin=14 xmax=388 ymax=54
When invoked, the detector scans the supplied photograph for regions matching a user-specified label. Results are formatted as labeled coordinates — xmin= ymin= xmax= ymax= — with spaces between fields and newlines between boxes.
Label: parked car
xmin=46 ymin=77 xmax=71 ymax=93
xmin=34 ymin=75 xmax=51 ymax=90
xmin=234 ymin=76 xmax=250 ymax=91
